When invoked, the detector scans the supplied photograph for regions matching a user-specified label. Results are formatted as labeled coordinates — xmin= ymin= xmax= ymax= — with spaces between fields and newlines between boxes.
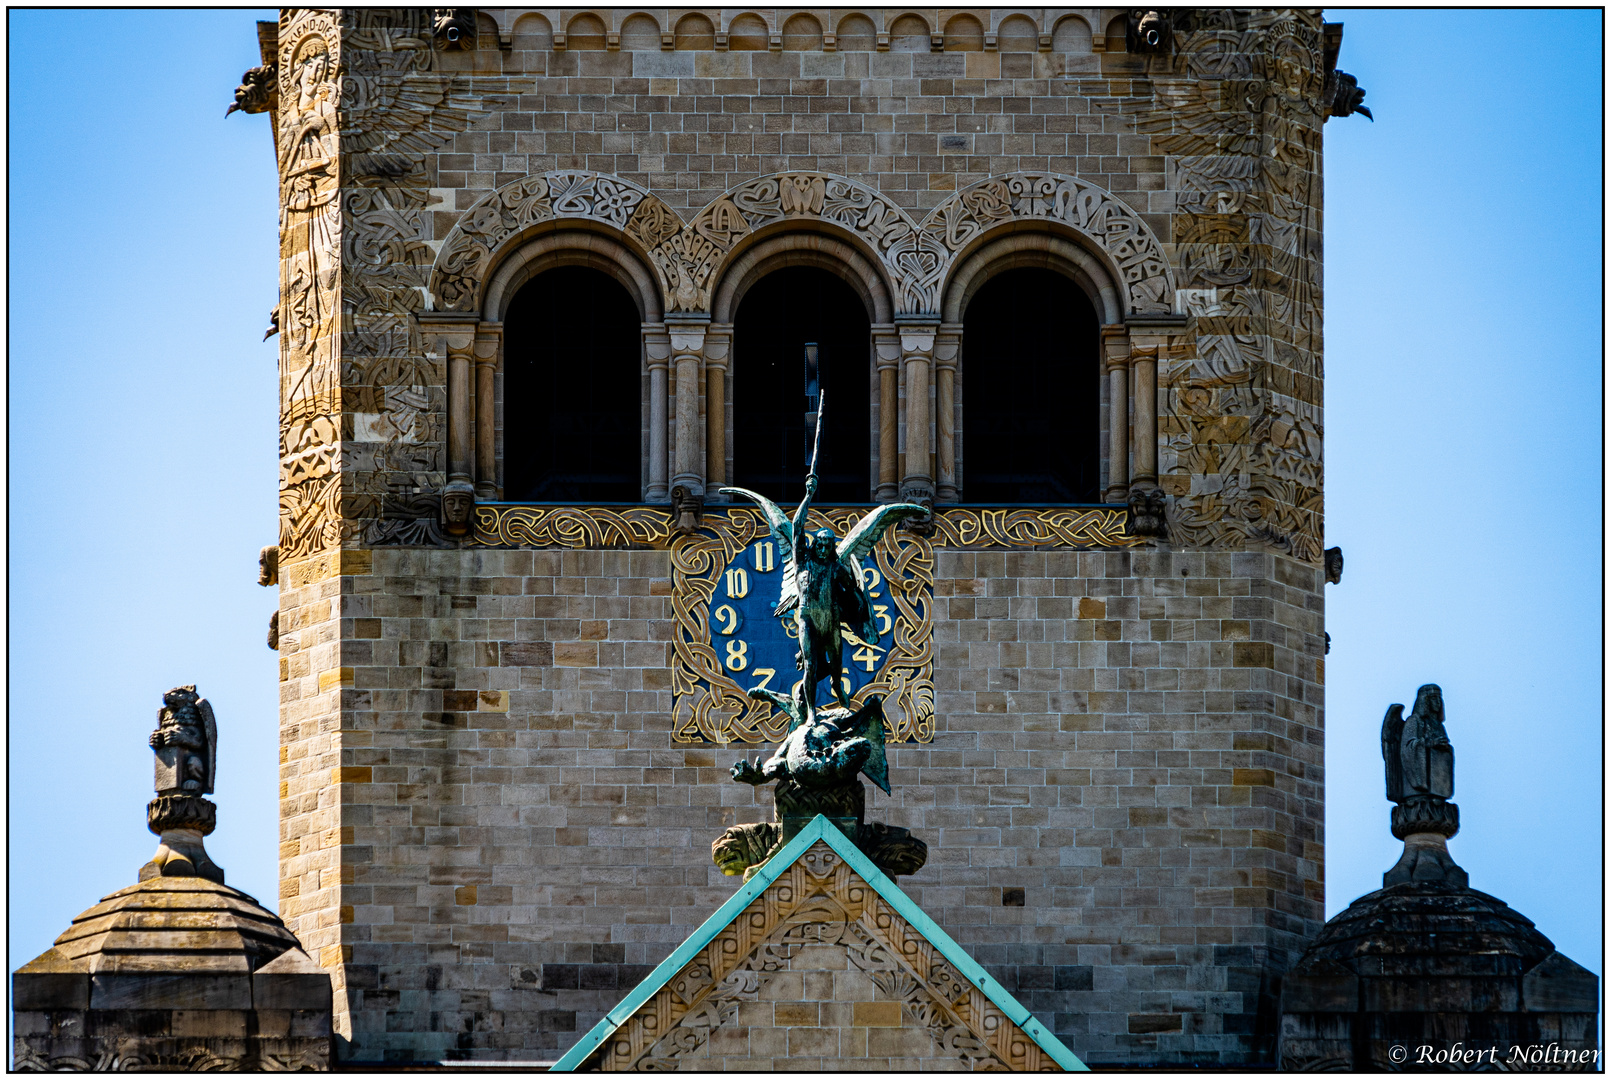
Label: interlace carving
xmin=588 ymin=841 xmax=1060 ymax=1071
xmin=429 ymin=169 xmax=1172 ymax=320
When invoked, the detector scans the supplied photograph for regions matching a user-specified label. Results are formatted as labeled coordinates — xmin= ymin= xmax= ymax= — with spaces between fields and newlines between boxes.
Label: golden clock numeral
xmin=714 ymin=604 xmax=740 ymax=635
xmin=752 ymin=541 xmax=775 ymax=573
xmin=725 ymin=568 xmax=749 ymax=598
xmin=873 ymin=604 xmax=892 ymax=635
xmin=724 ymin=639 xmax=749 ymax=671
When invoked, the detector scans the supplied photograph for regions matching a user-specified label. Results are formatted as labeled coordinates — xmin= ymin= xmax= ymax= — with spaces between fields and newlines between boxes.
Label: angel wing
xmin=833 ymin=503 xmax=927 ymax=641
xmin=838 ymin=503 xmax=928 ymax=562
xmin=196 ymin=696 xmax=219 ymax=796
xmin=1380 ymin=703 xmax=1404 ymax=802
xmin=719 ymin=487 xmax=801 ymax=616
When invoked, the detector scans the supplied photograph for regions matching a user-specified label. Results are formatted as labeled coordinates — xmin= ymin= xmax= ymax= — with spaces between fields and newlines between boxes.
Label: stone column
xmin=473 ymin=326 xmax=501 ymax=498
xmin=1101 ymin=325 xmax=1130 ymax=502
xmin=668 ymin=318 xmax=708 ymax=529
xmin=704 ymin=325 xmax=732 ymax=499
xmin=873 ymin=326 xmax=901 ymax=503
xmin=643 ymin=325 xmax=670 ymax=502
xmin=445 ymin=330 xmax=476 ymax=487
xmin=899 ymin=321 xmax=938 ymax=506
xmin=1131 ymin=345 xmax=1158 ymax=489
xmin=1123 ymin=316 xmax=1186 ymax=493
xmin=933 ymin=325 xmax=961 ymax=504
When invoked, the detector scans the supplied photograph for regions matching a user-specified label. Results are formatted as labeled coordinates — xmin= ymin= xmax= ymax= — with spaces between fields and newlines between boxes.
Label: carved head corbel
xmin=1127 ymin=488 xmax=1168 ymax=539
xmin=441 ymin=480 xmax=476 ymax=536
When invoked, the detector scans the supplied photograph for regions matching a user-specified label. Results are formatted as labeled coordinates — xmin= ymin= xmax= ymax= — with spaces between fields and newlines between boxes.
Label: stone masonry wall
xmin=269 ymin=6 xmax=1334 ymax=1067
xmin=276 ymin=544 xmax=1323 ymax=1064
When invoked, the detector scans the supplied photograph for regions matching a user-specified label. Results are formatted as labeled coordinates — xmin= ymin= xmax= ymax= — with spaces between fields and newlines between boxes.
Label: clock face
xmin=707 ymin=537 xmax=896 ymax=709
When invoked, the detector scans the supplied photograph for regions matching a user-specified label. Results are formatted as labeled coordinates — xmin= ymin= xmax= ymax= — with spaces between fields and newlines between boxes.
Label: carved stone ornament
xmin=1324 ymin=545 xmax=1343 ymax=584
xmin=1325 ymin=69 xmax=1373 ymax=120
xmin=1380 ymin=684 xmax=1465 ymax=888
xmin=1127 ymin=488 xmax=1168 ymax=538
xmin=429 ymin=169 xmax=1173 ymax=319
xmin=225 ymin=63 xmax=277 ymax=117
xmin=440 ymin=480 xmax=475 ymax=536
xmin=1127 ymin=9 xmax=1173 ymax=54
xmin=586 ymin=837 xmax=1063 ymax=1071
xmin=670 ymin=483 xmax=702 ymax=535
xmin=258 ymin=544 xmax=279 ymax=586
xmin=432 ymin=8 xmax=477 ymax=50
xmin=267 ymin=609 xmax=280 ymax=651
xmin=142 ymin=686 xmax=225 ymax=884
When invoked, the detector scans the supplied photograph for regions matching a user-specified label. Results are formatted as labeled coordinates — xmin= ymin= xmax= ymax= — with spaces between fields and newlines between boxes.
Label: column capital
xmin=703 ymin=324 xmax=732 ymax=370
xmin=933 ymin=327 xmax=961 ymax=371
xmin=669 ymin=328 xmax=707 ymax=357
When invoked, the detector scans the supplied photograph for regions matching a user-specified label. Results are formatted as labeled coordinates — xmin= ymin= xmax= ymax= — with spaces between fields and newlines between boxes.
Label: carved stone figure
xmin=143 ymin=686 xmax=225 ymax=884
xmin=1127 ymin=10 xmax=1173 ymax=54
xmin=258 ymin=544 xmax=279 ymax=586
xmin=150 ymin=685 xmax=216 ymax=796
xmin=1326 ymin=69 xmax=1373 ymax=120
xmin=1380 ymin=684 xmax=1465 ymax=887
xmin=440 ymin=480 xmax=475 ymax=536
xmin=1128 ymin=487 xmax=1168 ymax=538
xmin=432 ymin=8 xmax=476 ymax=50
xmin=1324 ymin=545 xmax=1343 ymax=584
xmin=263 ymin=306 xmax=279 ymax=341
xmin=267 ymin=610 xmax=280 ymax=651
xmin=226 ymin=63 xmax=277 ymax=117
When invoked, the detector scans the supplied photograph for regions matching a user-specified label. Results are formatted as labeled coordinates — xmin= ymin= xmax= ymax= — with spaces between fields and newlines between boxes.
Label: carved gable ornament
xmin=551 ymin=815 xmax=1086 ymax=1072
xmin=428 ymin=170 xmax=1173 ymax=319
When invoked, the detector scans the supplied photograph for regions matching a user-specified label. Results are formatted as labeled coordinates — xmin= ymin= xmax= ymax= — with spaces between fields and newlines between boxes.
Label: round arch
xmin=482 ymin=229 xmax=663 ymax=324
xmin=428 ymin=170 xmax=677 ymax=317
xmin=919 ymin=171 xmax=1175 ymax=319
xmin=941 ymin=227 xmax=1123 ymax=325
xmin=710 ymin=228 xmax=895 ymax=325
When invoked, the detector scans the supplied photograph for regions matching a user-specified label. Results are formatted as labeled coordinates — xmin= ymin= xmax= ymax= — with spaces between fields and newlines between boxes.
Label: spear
xmin=807 ymin=389 xmax=825 ymax=486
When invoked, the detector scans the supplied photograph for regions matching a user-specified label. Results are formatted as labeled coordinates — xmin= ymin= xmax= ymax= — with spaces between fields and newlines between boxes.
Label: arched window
xmin=733 ymin=267 xmax=871 ymax=502
xmin=961 ymin=268 xmax=1101 ymax=502
xmin=502 ymin=266 xmax=641 ymax=501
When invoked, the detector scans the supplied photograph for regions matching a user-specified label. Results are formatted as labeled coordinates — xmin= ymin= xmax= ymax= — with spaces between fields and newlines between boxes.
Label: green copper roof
xmin=550 ymin=814 xmax=1087 ymax=1072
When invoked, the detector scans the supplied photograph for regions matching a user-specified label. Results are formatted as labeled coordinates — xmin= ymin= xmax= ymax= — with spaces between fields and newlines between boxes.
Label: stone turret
xmin=11 ymin=686 xmax=332 ymax=1072
xmin=1278 ymin=685 xmax=1599 ymax=1071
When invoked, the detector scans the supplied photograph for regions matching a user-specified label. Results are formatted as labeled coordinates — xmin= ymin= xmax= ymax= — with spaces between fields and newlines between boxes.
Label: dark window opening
xmin=962 ymin=267 xmax=1101 ymax=503
xmin=503 ymin=266 xmax=641 ymax=501
xmin=733 ymin=267 xmax=872 ymax=502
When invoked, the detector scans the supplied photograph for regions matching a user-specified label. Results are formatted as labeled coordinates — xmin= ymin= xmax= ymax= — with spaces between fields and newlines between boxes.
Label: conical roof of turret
xmin=1294 ymin=877 xmax=1556 ymax=979
xmin=22 ymin=877 xmax=302 ymax=975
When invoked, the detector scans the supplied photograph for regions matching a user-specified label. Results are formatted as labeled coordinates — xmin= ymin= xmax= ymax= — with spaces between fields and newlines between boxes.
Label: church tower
xmin=262 ymin=7 xmax=1349 ymax=1065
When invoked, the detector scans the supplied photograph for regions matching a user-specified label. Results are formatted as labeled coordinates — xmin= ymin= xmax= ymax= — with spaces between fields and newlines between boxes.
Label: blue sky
xmin=8 ymin=9 xmax=1602 ymax=988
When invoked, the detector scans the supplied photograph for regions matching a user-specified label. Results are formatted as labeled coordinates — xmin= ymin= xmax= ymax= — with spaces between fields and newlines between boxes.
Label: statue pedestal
xmin=141 ymin=795 xmax=224 ymax=884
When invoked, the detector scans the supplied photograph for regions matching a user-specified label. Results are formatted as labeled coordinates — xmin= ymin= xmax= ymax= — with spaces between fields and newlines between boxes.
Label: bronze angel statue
xmin=711 ymin=393 xmax=931 ymax=880
xmin=719 ymin=392 xmax=929 ymax=726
